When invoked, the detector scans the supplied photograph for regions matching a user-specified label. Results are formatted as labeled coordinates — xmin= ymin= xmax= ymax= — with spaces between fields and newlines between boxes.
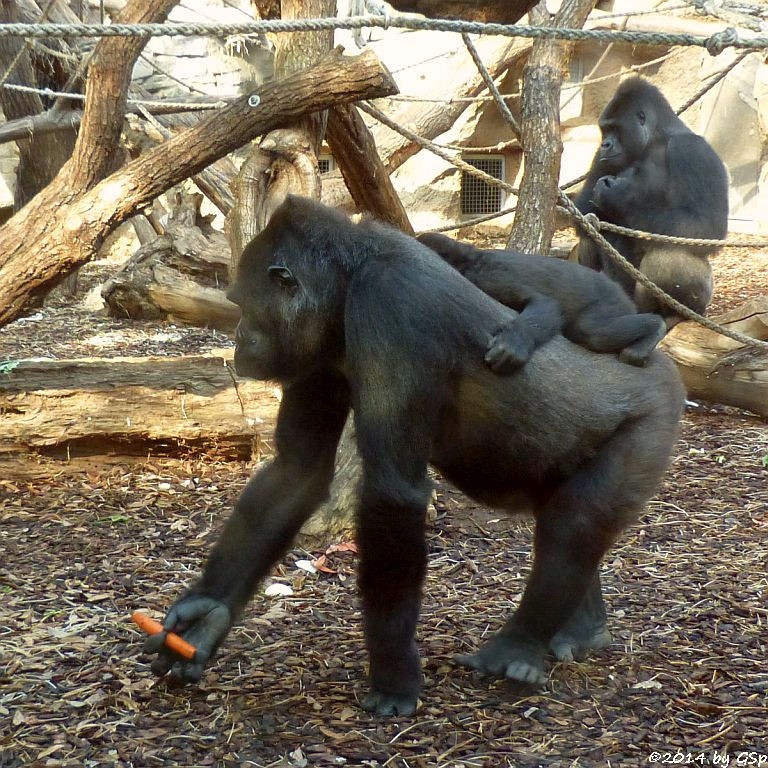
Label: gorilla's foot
xmin=455 ymin=634 xmax=547 ymax=686
xmin=549 ymin=620 xmax=612 ymax=662
xmin=361 ymin=690 xmax=418 ymax=717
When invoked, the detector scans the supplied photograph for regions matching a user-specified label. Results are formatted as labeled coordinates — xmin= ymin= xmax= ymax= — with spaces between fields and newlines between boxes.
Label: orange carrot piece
xmin=131 ymin=610 xmax=197 ymax=660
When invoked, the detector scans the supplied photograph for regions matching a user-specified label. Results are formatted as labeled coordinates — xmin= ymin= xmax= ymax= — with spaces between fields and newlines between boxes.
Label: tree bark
xmin=124 ymin=95 xmax=238 ymax=215
xmin=0 ymin=48 xmax=398 ymax=327
xmin=661 ymin=299 xmax=768 ymax=419
xmin=67 ymin=0 xmax=181 ymax=194
xmin=0 ymin=354 xmax=280 ymax=457
xmin=226 ymin=0 xmax=334 ymax=270
xmin=508 ymin=0 xmax=595 ymax=254
xmin=0 ymin=0 xmax=79 ymax=208
xmin=326 ymin=102 xmax=412 ymax=232
xmin=102 ymin=192 xmax=239 ymax=331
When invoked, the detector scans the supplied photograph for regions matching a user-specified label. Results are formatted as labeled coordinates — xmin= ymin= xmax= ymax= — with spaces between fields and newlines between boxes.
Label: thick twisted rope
xmin=594 ymin=220 xmax=765 ymax=248
xmin=0 ymin=18 xmax=764 ymax=55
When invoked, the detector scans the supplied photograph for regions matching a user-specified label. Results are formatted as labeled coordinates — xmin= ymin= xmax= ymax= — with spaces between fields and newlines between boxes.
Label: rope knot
xmin=583 ymin=212 xmax=601 ymax=230
xmin=706 ymin=27 xmax=739 ymax=56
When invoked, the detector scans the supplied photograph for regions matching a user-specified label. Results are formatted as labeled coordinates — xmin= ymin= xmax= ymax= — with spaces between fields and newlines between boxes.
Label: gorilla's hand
xmin=593 ymin=172 xmax=638 ymax=216
xmin=145 ymin=594 xmax=232 ymax=684
xmin=485 ymin=319 xmax=536 ymax=374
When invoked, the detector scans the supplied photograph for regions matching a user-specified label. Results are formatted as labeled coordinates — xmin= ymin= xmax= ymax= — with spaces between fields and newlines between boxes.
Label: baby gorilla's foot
xmin=455 ymin=633 xmax=547 ymax=685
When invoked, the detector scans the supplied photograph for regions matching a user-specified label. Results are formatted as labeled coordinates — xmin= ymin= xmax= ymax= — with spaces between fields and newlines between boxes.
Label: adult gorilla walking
xmin=576 ymin=77 xmax=728 ymax=327
xmin=144 ymin=197 xmax=684 ymax=716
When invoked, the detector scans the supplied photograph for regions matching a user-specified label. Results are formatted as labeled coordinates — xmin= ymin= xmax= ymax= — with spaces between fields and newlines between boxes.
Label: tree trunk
xmin=0 ymin=0 xmax=80 ymax=208
xmin=0 ymin=48 xmax=398 ymax=327
xmin=326 ymin=102 xmax=412 ymax=232
xmin=508 ymin=0 xmax=595 ymax=254
xmin=661 ymin=298 xmax=768 ymax=418
xmin=226 ymin=0 xmax=333 ymax=270
xmin=0 ymin=354 xmax=280 ymax=457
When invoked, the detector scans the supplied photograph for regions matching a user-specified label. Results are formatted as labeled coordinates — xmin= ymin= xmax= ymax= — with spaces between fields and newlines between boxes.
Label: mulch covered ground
xmin=0 ymin=242 xmax=767 ymax=767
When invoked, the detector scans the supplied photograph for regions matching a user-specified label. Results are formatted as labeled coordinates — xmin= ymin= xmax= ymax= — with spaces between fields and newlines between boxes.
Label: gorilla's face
xmin=227 ymin=208 xmax=347 ymax=383
xmin=597 ymin=96 xmax=656 ymax=173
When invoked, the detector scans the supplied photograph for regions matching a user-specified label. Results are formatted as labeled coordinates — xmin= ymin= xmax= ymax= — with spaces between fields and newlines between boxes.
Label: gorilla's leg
xmin=568 ymin=312 xmax=667 ymax=366
xmin=549 ymin=573 xmax=612 ymax=662
xmin=457 ymin=411 xmax=674 ymax=684
xmin=357 ymin=478 xmax=430 ymax=716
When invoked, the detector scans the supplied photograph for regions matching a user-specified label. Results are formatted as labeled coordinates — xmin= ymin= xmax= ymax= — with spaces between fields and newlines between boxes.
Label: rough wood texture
xmin=125 ymin=88 xmax=238 ymax=216
xmin=326 ymin=102 xmax=413 ymax=233
xmin=0 ymin=354 xmax=280 ymax=455
xmin=226 ymin=0 xmax=334 ymax=269
xmin=661 ymin=298 xmax=768 ymax=418
xmin=508 ymin=0 xmax=595 ymax=254
xmin=0 ymin=0 xmax=79 ymax=207
xmin=0 ymin=47 xmax=398 ymax=327
xmin=226 ymin=149 xmax=272 ymax=267
xmin=102 ymin=192 xmax=239 ymax=330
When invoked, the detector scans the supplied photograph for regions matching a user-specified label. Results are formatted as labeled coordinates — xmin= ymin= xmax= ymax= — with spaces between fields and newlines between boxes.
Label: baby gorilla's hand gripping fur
xmin=485 ymin=318 xmax=538 ymax=373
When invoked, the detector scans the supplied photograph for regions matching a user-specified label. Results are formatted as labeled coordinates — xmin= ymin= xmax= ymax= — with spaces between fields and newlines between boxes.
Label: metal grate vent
xmin=460 ymin=156 xmax=504 ymax=215
xmin=318 ymin=155 xmax=335 ymax=174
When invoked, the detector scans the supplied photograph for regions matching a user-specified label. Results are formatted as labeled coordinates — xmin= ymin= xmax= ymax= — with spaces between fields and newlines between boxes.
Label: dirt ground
xmin=0 ymin=242 xmax=767 ymax=767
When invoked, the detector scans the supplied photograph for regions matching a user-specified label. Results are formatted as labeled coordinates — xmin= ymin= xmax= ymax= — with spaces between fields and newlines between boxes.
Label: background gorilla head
xmin=596 ymin=78 xmax=676 ymax=173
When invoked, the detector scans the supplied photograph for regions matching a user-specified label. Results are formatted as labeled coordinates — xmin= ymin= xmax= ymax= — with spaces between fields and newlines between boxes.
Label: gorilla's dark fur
xmin=146 ymin=197 xmax=683 ymax=716
xmin=417 ymin=231 xmax=666 ymax=368
xmin=576 ymin=77 xmax=728 ymax=327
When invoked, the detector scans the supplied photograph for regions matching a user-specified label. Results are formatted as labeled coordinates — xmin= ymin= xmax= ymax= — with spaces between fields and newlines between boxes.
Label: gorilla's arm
xmin=147 ymin=370 xmax=350 ymax=683
xmin=458 ymin=262 xmax=564 ymax=374
xmin=661 ymin=134 xmax=728 ymax=240
xmin=416 ymin=234 xmax=564 ymax=373
xmin=600 ymin=135 xmax=728 ymax=243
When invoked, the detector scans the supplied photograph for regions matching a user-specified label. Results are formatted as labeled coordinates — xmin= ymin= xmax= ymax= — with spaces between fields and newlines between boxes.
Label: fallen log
xmin=661 ymin=297 xmax=768 ymax=418
xmin=102 ymin=192 xmax=239 ymax=332
xmin=0 ymin=353 xmax=280 ymax=457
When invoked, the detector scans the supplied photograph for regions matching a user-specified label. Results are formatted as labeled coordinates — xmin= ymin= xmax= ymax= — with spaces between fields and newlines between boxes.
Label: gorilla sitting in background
xmin=417 ymin=231 xmax=666 ymax=369
xmin=145 ymin=197 xmax=683 ymax=716
xmin=576 ymin=77 xmax=728 ymax=328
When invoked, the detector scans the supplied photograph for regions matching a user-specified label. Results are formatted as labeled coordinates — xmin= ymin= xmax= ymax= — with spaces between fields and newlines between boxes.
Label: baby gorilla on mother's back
xmin=418 ymin=232 xmax=667 ymax=369
xmin=145 ymin=197 xmax=683 ymax=718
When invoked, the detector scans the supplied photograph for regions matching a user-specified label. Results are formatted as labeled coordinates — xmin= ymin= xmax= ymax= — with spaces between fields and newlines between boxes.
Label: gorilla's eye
xmin=268 ymin=265 xmax=298 ymax=293
xmin=637 ymin=110 xmax=646 ymax=124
